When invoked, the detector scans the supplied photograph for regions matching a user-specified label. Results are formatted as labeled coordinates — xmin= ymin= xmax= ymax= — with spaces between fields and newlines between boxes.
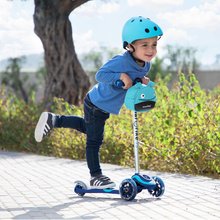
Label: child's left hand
xmin=141 ymin=76 xmax=150 ymax=85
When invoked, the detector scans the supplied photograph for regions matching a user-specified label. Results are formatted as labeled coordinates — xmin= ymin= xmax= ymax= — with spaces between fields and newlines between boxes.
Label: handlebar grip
xmin=114 ymin=78 xmax=142 ymax=88
xmin=114 ymin=80 xmax=125 ymax=88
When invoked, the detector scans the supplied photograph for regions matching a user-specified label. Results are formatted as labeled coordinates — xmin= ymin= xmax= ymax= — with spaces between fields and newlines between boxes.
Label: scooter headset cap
xmin=122 ymin=16 xmax=163 ymax=49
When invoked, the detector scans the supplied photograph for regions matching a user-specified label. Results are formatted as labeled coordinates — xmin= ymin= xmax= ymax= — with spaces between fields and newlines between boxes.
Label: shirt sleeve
xmin=95 ymin=55 xmax=125 ymax=84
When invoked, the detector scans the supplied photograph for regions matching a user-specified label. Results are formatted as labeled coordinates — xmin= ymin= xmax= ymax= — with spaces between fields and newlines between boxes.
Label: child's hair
xmin=122 ymin=16 xmax=163 ymax=49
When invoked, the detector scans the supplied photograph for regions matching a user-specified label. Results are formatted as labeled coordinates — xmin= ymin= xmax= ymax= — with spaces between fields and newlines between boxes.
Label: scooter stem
xmin=133 ymin=111 xmax=139 ymax=173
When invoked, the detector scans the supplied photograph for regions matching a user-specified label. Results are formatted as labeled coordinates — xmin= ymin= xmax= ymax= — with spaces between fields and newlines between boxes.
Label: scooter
xmin=74 ymin=79 xmax=165 ymax=201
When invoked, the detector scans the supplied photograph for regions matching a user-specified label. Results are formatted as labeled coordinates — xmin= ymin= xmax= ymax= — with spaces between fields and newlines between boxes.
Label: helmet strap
xmin=129 ymin=44 xmax=135 ymax=52
xmin=126 ymin=44 xmax=145 ymax=66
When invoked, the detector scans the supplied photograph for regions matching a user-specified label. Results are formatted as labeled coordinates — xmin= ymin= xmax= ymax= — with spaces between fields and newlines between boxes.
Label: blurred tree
xmin=33 ymin=0 xmax=91 ymax=107
xmin=35 ymin=65 xmax=47 ymax=82
xmin=1 ymin=57 xmax=37 ymax=103
xmin=82 ymin=50 xmax=103 ymax=86
xmin=148 ymin=57 xmax=165 ymax=81
xmin=165 ymin=45 xmax=200 ymax=75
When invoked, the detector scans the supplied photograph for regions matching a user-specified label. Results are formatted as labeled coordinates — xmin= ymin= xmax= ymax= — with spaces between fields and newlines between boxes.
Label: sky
xmin=0 ymin=0 xmax=220 ymax=66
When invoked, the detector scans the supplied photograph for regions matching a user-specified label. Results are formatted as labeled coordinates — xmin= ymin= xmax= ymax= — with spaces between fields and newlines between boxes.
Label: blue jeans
xmin=55 ymin=94 xmax=110 ymax=177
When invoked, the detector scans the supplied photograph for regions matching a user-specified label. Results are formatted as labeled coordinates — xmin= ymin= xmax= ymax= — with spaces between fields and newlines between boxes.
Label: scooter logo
xmin=143 ymin=105 xmax=152 ymax=108
xmin=133 ymin=121 xmax=138 ymax=141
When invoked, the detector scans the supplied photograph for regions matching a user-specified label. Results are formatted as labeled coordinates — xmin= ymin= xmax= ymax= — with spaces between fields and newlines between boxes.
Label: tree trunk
xmin=33 ymin=0 xmax=90 ymax=107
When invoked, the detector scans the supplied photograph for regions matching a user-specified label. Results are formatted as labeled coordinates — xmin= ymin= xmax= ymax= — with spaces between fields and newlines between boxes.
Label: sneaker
xmin=34 ymin=112 xmax=56 ymax=142
xmin=90 ymin=174 xmax=116 ymax=189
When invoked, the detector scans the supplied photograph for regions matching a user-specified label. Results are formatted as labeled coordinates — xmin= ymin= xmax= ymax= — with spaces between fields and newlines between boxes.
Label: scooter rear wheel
xmin=74 ymin=181 xmax=87 ymax=197
xmin=119 ymin=178 xmax=137 ymax=201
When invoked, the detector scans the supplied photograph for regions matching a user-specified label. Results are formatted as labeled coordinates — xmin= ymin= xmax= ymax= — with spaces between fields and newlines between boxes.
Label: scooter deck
xmin=75 ymin=186 xmax=119 ymax=194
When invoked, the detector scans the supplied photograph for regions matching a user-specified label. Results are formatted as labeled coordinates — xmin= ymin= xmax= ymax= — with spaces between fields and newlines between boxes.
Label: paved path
xmin=0 ymin=150 xmax=219 ymax=220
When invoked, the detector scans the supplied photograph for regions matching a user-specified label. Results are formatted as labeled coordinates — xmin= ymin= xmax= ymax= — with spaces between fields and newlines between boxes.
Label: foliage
xmin=0 ymin=88 xmax=39 ymax=152
xmin=0 ymin=74 xmax=219 ymax=178
xmin=148 ymin=57 xmax=168 ymax=81
xmin=138 ymin=73 xmax=220 ymax=177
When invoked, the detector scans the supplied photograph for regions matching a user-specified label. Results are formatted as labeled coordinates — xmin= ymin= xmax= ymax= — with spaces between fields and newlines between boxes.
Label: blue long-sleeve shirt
xmin=88 ymin=51 xmax=151 ymax=114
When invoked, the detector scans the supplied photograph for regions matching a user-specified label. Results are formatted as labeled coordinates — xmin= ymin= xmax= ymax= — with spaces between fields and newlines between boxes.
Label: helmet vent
xmin=145 ymin=28 xmax=150 ymax=33
xmin=140 ymin=19 xmax=142 ymax=22
xmin=154 ymin=26 xmax=158 ymax=31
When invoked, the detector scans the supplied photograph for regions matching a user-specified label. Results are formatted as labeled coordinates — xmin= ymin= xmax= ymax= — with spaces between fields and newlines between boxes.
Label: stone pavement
xmin=0 ymin=150 xmax=219 ymax=220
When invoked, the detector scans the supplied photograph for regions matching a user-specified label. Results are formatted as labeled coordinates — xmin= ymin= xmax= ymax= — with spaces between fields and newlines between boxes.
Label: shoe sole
xmin=90 ymin=182 xmax=116 ymax=189
xmin=34 ymin=112 xmax=48 ymax=142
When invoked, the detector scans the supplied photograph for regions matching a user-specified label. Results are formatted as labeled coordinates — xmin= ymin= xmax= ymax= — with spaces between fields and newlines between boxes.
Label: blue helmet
xmin=122 ymin=16 xmax=163 ymax=49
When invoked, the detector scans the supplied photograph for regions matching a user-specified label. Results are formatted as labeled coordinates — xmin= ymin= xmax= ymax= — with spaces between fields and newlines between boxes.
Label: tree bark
xmin=33 ymin=0 xmax=90 ymax=107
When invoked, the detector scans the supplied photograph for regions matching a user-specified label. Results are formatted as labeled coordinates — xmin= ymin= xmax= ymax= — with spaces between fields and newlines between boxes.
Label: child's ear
xmin=126 ymin=44 xmax=134 ymax=52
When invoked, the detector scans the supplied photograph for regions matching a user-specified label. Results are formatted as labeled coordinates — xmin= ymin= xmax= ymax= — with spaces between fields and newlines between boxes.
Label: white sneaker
xmin=34 ymin=112 xmax=56 ymax=142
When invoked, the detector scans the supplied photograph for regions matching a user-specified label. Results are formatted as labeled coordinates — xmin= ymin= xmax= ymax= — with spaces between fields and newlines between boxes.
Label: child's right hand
xmin=120 ymin=73 xmax=133 ymax=89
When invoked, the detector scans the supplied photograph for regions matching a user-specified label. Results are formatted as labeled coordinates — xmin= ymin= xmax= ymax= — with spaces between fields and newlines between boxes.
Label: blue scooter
xmin=74 ymin=79 xmax=165 ymax=201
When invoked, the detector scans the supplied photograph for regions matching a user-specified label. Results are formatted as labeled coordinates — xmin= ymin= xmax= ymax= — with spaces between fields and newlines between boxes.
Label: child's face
xmin=129 ymin=37 xmax=158 ymax=62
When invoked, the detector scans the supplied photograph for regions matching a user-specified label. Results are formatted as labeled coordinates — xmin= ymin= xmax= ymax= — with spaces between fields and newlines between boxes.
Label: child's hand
xmin=120 ymin=73 xmax=133 ymax=89
xmin=141 ymin=76 xmax=150 ymax=85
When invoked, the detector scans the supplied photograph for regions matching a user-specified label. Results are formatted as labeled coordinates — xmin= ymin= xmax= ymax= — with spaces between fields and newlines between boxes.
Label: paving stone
xmin=0 ymin=150 xmax=219 ymax=219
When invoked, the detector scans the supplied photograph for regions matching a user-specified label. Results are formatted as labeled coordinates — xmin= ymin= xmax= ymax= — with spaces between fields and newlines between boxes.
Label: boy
xmin=35 ymin=16 xmax=163 ymax=189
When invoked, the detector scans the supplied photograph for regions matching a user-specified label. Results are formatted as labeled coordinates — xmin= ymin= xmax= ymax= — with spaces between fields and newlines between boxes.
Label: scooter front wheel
xmin=119 ymin=178 xmax=137 ymax=201
xmin=148 ymin=176 xmax=165 ymax=197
